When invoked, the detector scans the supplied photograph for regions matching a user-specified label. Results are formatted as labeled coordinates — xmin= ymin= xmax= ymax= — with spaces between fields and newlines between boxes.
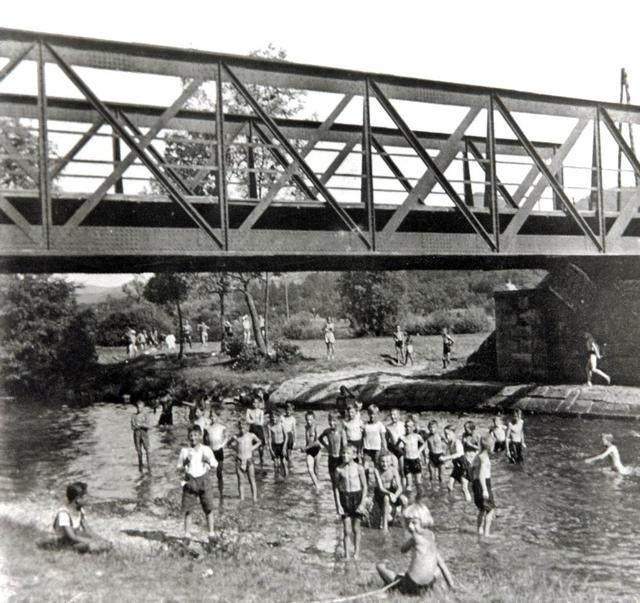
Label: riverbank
xmin=0 ymin=501 xmax=598 ymax=602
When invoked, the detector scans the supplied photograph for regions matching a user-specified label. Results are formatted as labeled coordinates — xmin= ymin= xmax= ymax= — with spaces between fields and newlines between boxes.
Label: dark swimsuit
xmin=306 ymin=444 xmax=321 ymax=458
xmin=473 ymin=477 xmax=496 ymax=511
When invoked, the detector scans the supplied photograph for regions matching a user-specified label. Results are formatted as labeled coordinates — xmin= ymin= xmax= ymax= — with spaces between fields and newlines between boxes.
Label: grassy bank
xmin=92 ymin=333 xmax=490 ymax=402
xmin=1 ymin=512 xmax=600 ymax=603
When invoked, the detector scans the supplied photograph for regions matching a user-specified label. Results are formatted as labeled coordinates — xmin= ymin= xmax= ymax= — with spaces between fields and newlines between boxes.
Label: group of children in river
xmin=57 ymin=384 xmax=639 ymax=597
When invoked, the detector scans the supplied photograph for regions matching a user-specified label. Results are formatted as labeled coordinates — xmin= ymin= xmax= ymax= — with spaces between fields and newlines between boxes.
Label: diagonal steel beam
xmin=601 ymin=106 xmax=640 ymax=242
xmin=0 ymin=192 xmax=40 ymax=243
xmin=0 ymin=129 xmax=39 ymax=184
xmin=466 ymin=139 xmax=518 ymax=209
xmin=50 ymin=119 xmax=103 ymax=179
xmin=493 ymin=95 xmax=601 ymax=251
xmin=239 ymin=94 xmax=353 ymax=232
xmin=119 ymin=111 xmax=193 ymax=195
xmin=372 ymin=136 xmax=412 ymax=193
xmin=43 ymin=47 xmax=222 ymax=245
xmin=222 ymin=62 xmax=371 ymax=249
xmin=380 ymin=107 xmax=480 ymax=237
xmin=369 ymin=81 xmax=495 ymax=250
xmin=0 ymin=42 xmax=34 ymax=83
xmin=501 ymin=118 xmax=588 ymax=249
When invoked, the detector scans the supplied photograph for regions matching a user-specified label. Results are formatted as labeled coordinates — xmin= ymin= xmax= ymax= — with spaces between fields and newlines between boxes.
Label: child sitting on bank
xmin=52 ymin=482 xmax=112 ymax=553
xmin=335 ymin=444 xmax=368 ymax=559
xmin=376 ymin=503 xmax=453 ymax=595
xmin=585 ymin=433 xmax=633 ymax=475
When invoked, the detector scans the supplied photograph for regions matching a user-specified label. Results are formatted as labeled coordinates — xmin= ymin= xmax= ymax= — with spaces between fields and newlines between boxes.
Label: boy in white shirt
xmin=177 ymin=426 xmax=217 ymax=539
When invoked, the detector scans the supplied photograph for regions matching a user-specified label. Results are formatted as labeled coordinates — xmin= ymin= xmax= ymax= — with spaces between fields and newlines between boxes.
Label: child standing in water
xmin=176 ymin=426 xmax=217 ymax=539
xmin=489 ymin=415 xmax=507 ymax=453
xmin=281 ymin=402 xmax=297 ymax=462
xmin=426 ymin=420 xmax=445 ymax=482
xmin=373 ymin=453 xmax=405 ymax=532
xmin=398 ymin=419 xmax=426 ymax=494
xmin=267 ymin=410 xmax=289 ymax=478
xmin=585 ymin=433 xmax=632 ymax=475
xmin=246 ymin=398 xmax=265 ymax=464
xmin=131 ymin=398 xmax=152 ymax=472
xmin=471 ymin=434 xmax=496 ymax=537
xmin=376 ymin=503 xmax=454 ymax=595
xmin=343 ymin=404 xmax=364 ymax=462
xmin=362 ymin=405 xmax=387 ymax=469
xmin=387 ymin=408 xmax=406 ymax=474
xmin=442 ymin=425 xmax=472 ymax=502
xmin=229 ymin=421 xmax=261 ymax=501
xmin=505 ymin=408 xmax=526 ymax=464
xmin=319 ymin=412 xmax=345 ymax=512
xmin=204 ymin=410 xmax=227 ymax=498
xmin=303 ymin=411 xmax=321 ymax=490
xmin=335 ymin=444 xmax=368 ymax=559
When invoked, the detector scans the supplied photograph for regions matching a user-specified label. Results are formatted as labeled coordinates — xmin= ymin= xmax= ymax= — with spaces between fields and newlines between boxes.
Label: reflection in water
xmin=1 ymin=400 xmax=640 ymax=597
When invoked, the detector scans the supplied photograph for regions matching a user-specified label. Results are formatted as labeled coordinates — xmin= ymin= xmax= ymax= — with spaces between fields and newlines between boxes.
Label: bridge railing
xmin=1 ymin=28 xmax=640 ymax=270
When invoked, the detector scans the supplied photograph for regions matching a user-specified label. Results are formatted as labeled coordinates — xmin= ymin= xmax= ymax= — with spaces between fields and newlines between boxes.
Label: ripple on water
xmin=1 ymin=400 xmax=640 ymax=596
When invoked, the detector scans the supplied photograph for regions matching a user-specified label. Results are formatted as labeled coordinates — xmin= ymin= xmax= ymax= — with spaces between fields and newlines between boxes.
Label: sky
xmin=4 ymin=0 xmax=640 ymax=287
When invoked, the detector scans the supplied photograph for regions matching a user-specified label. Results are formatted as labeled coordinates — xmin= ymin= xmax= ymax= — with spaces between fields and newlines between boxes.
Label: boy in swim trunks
xmin=204 ymin=410 xmax=227 ymax=498
xmin=505 ymin=408 xmax=526 ymax=464
xmin=177 ymin=425 xmax=217 ymax=539
xmin=335 ymin=444 xmax=368 ymax=559
xmin=442 ymin=425 xmax=472 ymax=502
xmin=245 ymin=398 xmax=265 ymax=465
xmin=585 ymin=433 xmax=632 ymax=475
xmin=303 ymin=410 xmax=321 ymax=490
xmin=131 ymin=398 xmax=152 ymax=472
xmin=471 ymin=434 xmax=496 ymax=537
xmin=426 ymin=420 xmax=445 ymax=482
xmin=343 ymin=404 xmax=364 ymax=462
xmin=377 ymin=503 xmax=453 ymax=594
xmin=229 ymin=421 xmax=261 ymax=501
xmin=398 ymin=419 xmax=426 ymax=495
xmin=282 ymin=402 xmax=296 ymax=462
xmin=319 ymin=412 xmax=345 ymax=512
xmin=373 ymin=453 xmax=405 ymax=532
xmin=267 ymin=410 xmax=289 ymax=478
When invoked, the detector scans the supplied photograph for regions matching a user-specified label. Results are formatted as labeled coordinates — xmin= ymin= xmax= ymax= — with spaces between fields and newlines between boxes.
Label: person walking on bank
xmin=584 ymin=332 xmax=611 ymax=386
xmin=441 ymin=327 xmax=455 ymax=369
xmin=393 ymin=325 xmax=405 ymax=366
xmin=324 ymin=317 xmax=336 ymax=360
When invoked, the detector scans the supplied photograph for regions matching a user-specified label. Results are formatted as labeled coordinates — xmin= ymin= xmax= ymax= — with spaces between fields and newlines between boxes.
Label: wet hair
xmin=403 ymin=503 xmax=433 ymax=528
xmin=367 ymin=404 xmax=379 ymax=415
xmin=602 ymin=433 xmax=614 ymax=445
xmin=344 ymin=443 xmax=358 ymax=455
xmin=305 ymin=410 xmax=315 ymax=419
xmin=66 ymin=481 xmax=88 ymax=503
xmin=188 ymin=425 xmax=203 ymax=436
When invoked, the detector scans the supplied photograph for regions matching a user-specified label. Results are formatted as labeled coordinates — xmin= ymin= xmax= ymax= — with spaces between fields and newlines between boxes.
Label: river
xmin=1 ymin=398 xmax=639 ymax=598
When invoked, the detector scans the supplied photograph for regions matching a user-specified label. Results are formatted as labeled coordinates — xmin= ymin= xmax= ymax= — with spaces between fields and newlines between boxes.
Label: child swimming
xmin=585 ymin=433 xmax=632 ymax=475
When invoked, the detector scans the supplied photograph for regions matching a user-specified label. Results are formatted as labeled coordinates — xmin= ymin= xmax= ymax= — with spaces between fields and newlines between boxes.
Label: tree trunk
xmin=219 ymin=290 xmax=226 ymax=351
xmin=243 ymin=289 xmax=267 ymax=355
xmin=176 ymin=299 xmax=184 ymax=359
xmin=263 ymin=272 xmax=270 ymax=347
xmin=284 ymin=275 xmax=290 ymax=321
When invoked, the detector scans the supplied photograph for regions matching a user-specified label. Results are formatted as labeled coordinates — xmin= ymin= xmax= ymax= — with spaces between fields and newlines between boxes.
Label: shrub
xmin=272 ymin=339 xmax=303 ymax=363
xmin=401 ymin=306 xmax=493 ymax=335
xmin=96 ymin=303 xmax=173 ymax=346
xmin=282 ymin=312 xmax=322 ymax=340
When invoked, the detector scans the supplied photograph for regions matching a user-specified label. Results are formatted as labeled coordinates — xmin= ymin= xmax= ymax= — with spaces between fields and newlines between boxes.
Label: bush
xmin=402 ymin=306 xmax=493 ymax=335
xmin=96 ymin=303 xmax=173 ymax=346
xmin=229 ymin=338 xmax=303 ymax=371
xmin=282 ymin=312 xmax=322 ymax=340
xmin=272 ymin=339 xmax=303 ymax=363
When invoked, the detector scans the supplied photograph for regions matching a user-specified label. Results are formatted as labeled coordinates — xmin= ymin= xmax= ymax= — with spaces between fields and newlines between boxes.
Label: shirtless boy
xmin=303 ymin=410 xmax=321 ymax=490
xmin=442 ymin=425 xmax=472 ymax=502
xmin=426 ymin=420 xmax=445 ymax=482
xmin=386 ymin=408 xmax=406 ymax=474
xmin=229 ymin=421 xmax=261 ymax=501
xmin=282 ymin=402 xmax=297 ymax=462
xmin=471 ymin=434 xmax=496 ymax=536
xmin=373 ymin=453 xmax=405 ymax=531
xmin=585 ymin=433 xmax=632 ymax=475
xmin=505 ymin=408 xmax=526 ymax=464
xmin=267 ymin=410 xmax=289 ymax=478
xmin=131 ymin=398 xmax=152 ymax=472
xmin=489 ymin=415 xmax=506 ymax=453
xmin=398 ymin=419 xmax=426 ymax=494
xmin=335 ymin=444 xmax=368 ymax=559
xmin=204 ymin=410 xmax=227 ymax=497
xmin=343 ymin=404 xmax=364 ymax=462
xmin=245 ymin=398 xmax=265 ymax=464
xmin=319 ymin=412 xmax=345 ymax=511
xmin=377 ymin=503 xmax=453 ymax=595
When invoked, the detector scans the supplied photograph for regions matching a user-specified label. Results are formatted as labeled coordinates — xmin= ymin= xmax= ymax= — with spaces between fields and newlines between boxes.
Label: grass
xmin=1 ymin=515 xmax=602 ymax=602
xmin=93 ymin=333 xmax=491 ymax=400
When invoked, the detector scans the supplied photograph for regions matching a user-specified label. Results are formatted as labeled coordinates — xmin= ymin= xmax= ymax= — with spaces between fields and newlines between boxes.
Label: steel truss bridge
xmin=1 ymin=29 xmax=640 ymax=274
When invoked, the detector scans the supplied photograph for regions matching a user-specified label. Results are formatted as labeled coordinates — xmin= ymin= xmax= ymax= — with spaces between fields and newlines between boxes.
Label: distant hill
xmin=76 ymin=284 xmax=127 ymax=305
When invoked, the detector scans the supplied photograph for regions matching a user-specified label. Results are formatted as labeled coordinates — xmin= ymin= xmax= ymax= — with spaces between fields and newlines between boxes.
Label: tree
xmin=0 ymin=275 xmax=97 ymax=397
xmin=143 ymin=274 xmax=190 ymax=358
xmin=338 ymin=271 xmax=405 ymax=336
xmin=230 ymin=272 xmax=268 ymax=355
xmin=122 ymin=276 xmax=146 ymax=304
xmin=186 ymin=273 xmax=231 ymax=345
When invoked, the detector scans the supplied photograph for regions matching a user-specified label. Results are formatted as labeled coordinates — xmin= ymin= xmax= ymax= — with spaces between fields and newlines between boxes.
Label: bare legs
xmin=342 ymin=516 xmax=361 ymax=559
